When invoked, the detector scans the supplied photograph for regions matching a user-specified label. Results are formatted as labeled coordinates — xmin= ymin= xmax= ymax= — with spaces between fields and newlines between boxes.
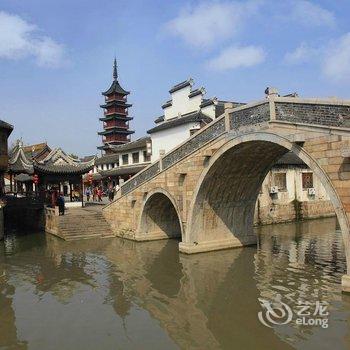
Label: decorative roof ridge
xmin=169 ymin=78 xmax=194 ymax=94
xmin=161 ymin=100 xmax=172 ymax=109
xmin=188 ymin=87 xmax=206 ymax=98
xmin=34 ymin=154 xmax=96 ymax=167
xmin=200 ymin=97 xmax=218 ymax=108
xmin=147 ymin=110 xmax=212 ymax=134
xmin=39 ymin=148 xmax=82 ymax=165
xmin=9 ymin=147 xmax=33 ymax=167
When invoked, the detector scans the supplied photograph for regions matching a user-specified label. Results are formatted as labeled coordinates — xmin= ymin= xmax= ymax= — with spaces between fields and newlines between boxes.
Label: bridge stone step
xmin=50 ymin=207 xmax=114 ymax=241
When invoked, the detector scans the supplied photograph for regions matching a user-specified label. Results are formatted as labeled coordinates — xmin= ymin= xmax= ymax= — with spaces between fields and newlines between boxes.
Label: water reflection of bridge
xmin=2 ymin=223 xmax=349 ymax=349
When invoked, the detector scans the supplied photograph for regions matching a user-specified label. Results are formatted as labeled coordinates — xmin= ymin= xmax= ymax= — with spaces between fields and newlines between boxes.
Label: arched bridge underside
xmin=103 ymin=97 xmax=350 ymax=292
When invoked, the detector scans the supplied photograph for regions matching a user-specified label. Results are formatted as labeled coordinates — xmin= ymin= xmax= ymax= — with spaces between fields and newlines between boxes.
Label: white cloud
xmin=291 ymin=1 xmax=335 ymax=27
xmin=322 ymin=33 xmax=350 ymax=83
xmin=284 ymin=33 xmax=350 ymax=83
xmin=165 ymin=1 xmax=262 ymax=49
xmin=0 ymin=11 xmax=66 ymax=68
xmin=284 ymin=43 xmax=318 ymax=64
xmin=207 ymin=45 xmax=266 ymax=71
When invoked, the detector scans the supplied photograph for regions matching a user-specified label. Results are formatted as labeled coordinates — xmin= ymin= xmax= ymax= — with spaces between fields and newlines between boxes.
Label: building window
xmin=143 ymin=150 xmax=151 ymax=162
xmin=132 ymin=152 xmax=139 ymax=164
xmin=122 ymin=154 xmax=129 ymax=165
xmin=274 ymin=172 xmax=287 ymax=191
xmin=302 ymin=172 xmax=313 ymax=189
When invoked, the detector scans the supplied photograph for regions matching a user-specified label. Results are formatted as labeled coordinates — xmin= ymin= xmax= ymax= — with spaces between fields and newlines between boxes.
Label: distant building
xmin=0 ymin=120 xmax=13 ymax=194
xmin=255 ymin=152 xmax=335 ymax=225
xmin=8 ymin=141 xmax=93 ymax=198
xmin=147 ymin=78 xmax=241 ymax=162
xmin=98 ymin=59 xmax=134 ymax=154
xmin=91 ymin=59 xmax=150 ymax=187
xmin=88 ymin=136 xmax=151 ymax=188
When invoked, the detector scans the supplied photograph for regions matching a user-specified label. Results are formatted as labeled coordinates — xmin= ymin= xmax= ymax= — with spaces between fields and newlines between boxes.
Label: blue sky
xmin=0 ymin=0 xmax=350 ymax=156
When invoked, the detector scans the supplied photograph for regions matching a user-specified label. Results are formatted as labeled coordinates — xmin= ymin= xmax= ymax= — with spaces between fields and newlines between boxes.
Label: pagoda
xmin=98 ymin=59 xmax=134 ymax=154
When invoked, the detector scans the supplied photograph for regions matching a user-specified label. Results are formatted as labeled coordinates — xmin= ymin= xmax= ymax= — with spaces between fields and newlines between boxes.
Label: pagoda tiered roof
xmin=102 ymin=80 xmax=130 ymax=96
xmin=102 ymin=58 xmax=130 ymax=96
xmin=100 ymin=100 xmax=132 ymax=109
xmin=99 ymin=114 xmax=133 ymax=122
xmin=98 ymin=128 xmax=135 ymax=136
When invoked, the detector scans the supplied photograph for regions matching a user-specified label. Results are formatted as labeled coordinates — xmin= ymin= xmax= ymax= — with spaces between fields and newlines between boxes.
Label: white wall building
xmin=91 ymin=137 xmax=151 ymax=187
xmin=147 ymin=79 xmax=235 ymax=162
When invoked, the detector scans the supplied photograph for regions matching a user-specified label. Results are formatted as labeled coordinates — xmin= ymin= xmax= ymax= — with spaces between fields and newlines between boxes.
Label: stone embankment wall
xmin=3 ymin=197 xmax=45 ymax=233
xmin=254 ymin=199 xmax=335 ymax=225
xmin=254 ymin=164 xmax=336 ymax=225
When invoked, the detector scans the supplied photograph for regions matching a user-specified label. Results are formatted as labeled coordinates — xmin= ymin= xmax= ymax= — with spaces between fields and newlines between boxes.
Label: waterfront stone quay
xmin=102 ymin=92 xmax=350 ymax=293
xmin=45 ymin=205 xmax=114 ymax=241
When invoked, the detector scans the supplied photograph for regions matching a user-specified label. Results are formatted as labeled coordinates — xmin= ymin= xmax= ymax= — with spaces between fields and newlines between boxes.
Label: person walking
xmin=86 ymin=187 xmax=91 ymax=202
xmin=108 ymin=185 xmax=113 ymax=202
xmin=93 ymin=187 xmax=97 ymax=202
xmin=57 ymin=193 xmax=65 ymax=215
xmin=97 ymin=187 xmax=102 ymax=202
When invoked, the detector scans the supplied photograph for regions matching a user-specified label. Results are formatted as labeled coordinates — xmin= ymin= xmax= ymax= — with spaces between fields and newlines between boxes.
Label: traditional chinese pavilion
xmin=98 ymin=59 xmax=134 ymax=154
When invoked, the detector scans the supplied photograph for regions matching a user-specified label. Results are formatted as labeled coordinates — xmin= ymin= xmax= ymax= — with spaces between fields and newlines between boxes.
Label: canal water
xmin=1 ymin=217 xmax=350 ymax=350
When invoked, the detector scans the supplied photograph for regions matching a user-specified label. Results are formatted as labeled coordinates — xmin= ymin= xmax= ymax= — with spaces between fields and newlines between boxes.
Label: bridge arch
xmin=138 ymin=188 xmax=183 ymax=241
xmin=182 ymin=131 xmax=350 ymax=275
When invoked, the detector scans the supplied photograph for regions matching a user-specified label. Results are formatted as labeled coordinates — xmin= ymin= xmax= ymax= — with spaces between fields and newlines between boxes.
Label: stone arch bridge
xmin=103 ymin=95 xmax=350 ymax=292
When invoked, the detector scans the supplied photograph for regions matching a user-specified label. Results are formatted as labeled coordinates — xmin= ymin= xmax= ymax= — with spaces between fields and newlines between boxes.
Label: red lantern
xmin=88 ymin=173 xmax=93 ymax=183
xmin=33 ymin=174 xmax=39 ymax=184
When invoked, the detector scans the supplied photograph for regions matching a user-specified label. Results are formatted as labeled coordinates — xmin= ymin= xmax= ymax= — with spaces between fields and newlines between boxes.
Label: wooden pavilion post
xmin=9 ymin=173 xmax=13 ymax=193
xmin=81 ymin=175 xmax=84 ymax=208
xmin=69 ymin=182 xmax=73 ymax=203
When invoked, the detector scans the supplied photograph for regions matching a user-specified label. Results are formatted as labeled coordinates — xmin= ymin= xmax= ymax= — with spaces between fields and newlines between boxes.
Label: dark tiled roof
xmin=275 ymin=152 xmax=306 ymax=166
xmin=109 ymin=137 xmax=150 ymax=152
xmin=99 ymin=115 xmax=133 ymax=122
xmin=81 ymin=155 xmax=95 ymax=162
xmin=0 ymin=120 xmax=14 ymax=134
xmin=100 ymin=164 xmax=148 ymax=177
xmin=96 ymin=137 xmax=151 ymax=165
xmin=9 ymin=148 xmax=34 ymax=174
xmin=95 ymin=153 xmax=119 ymax=165
xmin=34 ymin=162 xmax=94 ymax=175
xmin=169 ymin=79 xmax=193 ymax=93
xmin=100 ymin=100 xmax=132 ymax=108
xmin=154 ymin=115 xmax=165 ymax=124
xmin=162 ymin=100 xmax=172 ymax=109
xmin=188 ymin=88 xmax=204 ymax=98
xmin=15 ymin=173 xmax=32 ymax=182
xmin=147 ymin=111 xmax=212 ymax=134
xmin=102 ymin=80 xmax=130 ymax=96
xmin=22 ymin=143 xmax=51 ymax=161
xmin=98 ymin=128 xmax=135 ymax=136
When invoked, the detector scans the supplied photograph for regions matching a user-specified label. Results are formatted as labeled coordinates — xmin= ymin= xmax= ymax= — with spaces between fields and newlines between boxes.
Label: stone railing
xmin=229 ymin=102 xmax=270 ymax=129
xmin=162 ymin=118 xmax=226 ymax=170
xmin=274 ymin=100 xmax=350 ymax=128
xmin=119 ymin=97 xmax=350 ymax=196
xmin=120 ymin=117 xmax=227 ymax=196
xmin=121 ymin=161 xmax=160 ymax=195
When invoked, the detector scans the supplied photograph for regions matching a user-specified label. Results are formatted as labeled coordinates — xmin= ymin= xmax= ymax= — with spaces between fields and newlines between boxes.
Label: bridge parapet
xmin=274 ymin=98 xmax=350 ymax=128
xmin=119 ymin=96 xmax=350 ymax=197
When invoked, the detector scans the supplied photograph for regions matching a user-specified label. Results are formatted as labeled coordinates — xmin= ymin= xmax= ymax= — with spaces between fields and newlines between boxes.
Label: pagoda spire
xmin=113 ymin=57 xmax=118 ymax=80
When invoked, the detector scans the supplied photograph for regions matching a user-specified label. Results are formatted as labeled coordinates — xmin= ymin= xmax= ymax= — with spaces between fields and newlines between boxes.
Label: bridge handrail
xmin=119 ymin=99 xmax=269 ymax=197
xmin=117 ymin=96 xmax=350 ymax=198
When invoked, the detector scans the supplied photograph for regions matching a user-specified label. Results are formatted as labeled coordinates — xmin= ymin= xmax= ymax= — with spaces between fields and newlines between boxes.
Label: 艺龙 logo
xmin=258 ymin=297 xmax=293 ymax=328
xmin=258 ymin=295 xmax=329 ymax=329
